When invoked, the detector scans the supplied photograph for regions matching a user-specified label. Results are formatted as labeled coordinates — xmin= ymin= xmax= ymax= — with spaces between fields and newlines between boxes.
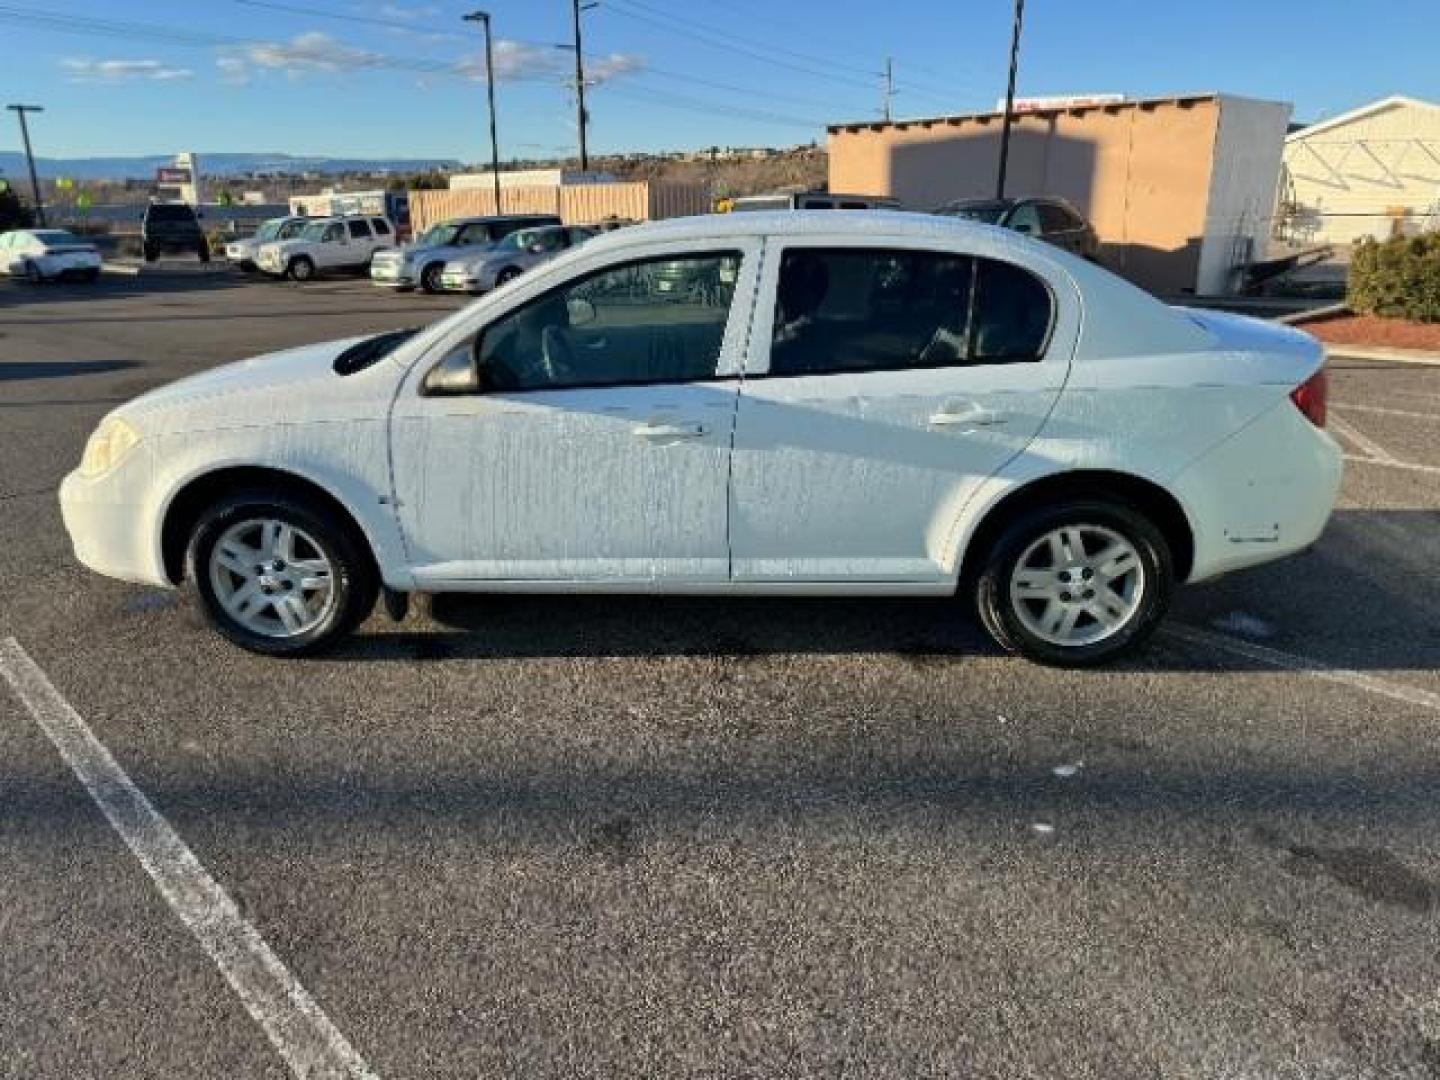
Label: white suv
xmin=255 ymin=215 xmax=395 ymax=281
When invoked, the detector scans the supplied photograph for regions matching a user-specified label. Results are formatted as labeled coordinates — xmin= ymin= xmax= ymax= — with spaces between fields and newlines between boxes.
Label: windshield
xmin=256 ymin=220 xmax=285 ymax=241
xmin=935 ymin=201 xmax=1009 ymax=224
xmin=417 ymin=222 xmax=462 ymax=247
xmin=33 ymin=230 xmax=82 ymax=246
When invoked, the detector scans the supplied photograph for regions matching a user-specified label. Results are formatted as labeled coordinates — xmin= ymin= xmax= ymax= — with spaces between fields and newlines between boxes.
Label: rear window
xmin=146 ymin=203 xmax=196 ymax=222
xmin=373 ymin=218 xmax=391 ymax=235
xmin=767 ymin=247 xmax=1052 ymax=377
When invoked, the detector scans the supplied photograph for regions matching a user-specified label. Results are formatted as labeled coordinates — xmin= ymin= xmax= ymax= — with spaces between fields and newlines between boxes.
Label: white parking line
xmin=0 ymin=638 xmax=379 ymax=1080
xmin=1333 ymin=402 xmax=1440 ymax=423
xmin=1342 ymin=454 xmax=1440 ymax=475
xmin=1164 ymin=625 xmax=1440 ymax=714
xmin=1329 ymin=412 xmax=1399 ymax=463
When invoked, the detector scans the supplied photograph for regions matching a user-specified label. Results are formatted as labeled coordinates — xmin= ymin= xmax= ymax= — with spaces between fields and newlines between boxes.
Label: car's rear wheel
xmin=287 ymin=256 xmax=315 ymax=282
xmin=974 ymin=498 xmax=1172 ymax=667
xmin=186 ymin=492 xmax=377 ymax=657
xmin=24 ymin=260 xmax=43 ymax=284
xmin=419 ymin=262 xmax=444 ymax=293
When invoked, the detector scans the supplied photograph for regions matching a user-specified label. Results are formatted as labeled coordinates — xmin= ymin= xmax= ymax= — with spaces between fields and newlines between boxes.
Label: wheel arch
xmin=159 ymin=465 xmax=380 ymax=586
xmin=958 ymin=469 xmax=1196 ymax=588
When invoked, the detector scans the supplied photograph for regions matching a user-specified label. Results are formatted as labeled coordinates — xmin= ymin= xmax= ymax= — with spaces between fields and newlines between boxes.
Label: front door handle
xmin=929 ymin=405 xmax=1006 ymax=428
xmin=633 ymin=421 xmax=706 ymax=440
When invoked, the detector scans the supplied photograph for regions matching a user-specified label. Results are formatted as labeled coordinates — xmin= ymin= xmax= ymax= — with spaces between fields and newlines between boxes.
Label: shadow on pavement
xmin=314 ymin=510 xmax=1440 ymax=674
xmin=0 ymin=360 xmax=138 ymax=381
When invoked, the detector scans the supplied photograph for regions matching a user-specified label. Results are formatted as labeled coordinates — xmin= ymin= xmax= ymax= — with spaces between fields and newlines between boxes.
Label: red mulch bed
xmin=1301 ymin=313 xmax=1440 ymax=352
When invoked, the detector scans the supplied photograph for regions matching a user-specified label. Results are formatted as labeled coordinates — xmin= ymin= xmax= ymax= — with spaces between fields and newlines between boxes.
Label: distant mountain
xmin=0 ymin=151 xmax=461 ymax=181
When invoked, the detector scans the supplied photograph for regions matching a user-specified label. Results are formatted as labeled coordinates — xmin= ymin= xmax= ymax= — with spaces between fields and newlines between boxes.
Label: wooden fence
xmin=408 ymin=181 xmax=711 ymax=234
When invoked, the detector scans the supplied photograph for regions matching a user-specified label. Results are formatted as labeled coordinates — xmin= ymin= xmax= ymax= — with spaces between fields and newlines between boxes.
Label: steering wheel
xmin=540 ymin=325 xmax=580 ymax=385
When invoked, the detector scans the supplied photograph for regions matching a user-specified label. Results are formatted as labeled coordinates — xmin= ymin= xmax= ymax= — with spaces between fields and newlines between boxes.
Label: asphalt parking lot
xmin=2 ymin=272 xmax=1438 ymax=1079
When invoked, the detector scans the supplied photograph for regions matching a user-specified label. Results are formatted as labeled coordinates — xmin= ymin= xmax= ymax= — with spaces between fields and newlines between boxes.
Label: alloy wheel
xmin=1008 ymin=523 xmax=1145 ymax=648
xmin=208 ymin=518 xmax=336 ymax=638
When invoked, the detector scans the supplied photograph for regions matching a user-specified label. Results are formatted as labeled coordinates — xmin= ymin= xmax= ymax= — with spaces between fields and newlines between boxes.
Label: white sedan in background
xmin=0 ymin=228 xmax=102 ymax=283
xmin=58 ymin=212 xmax=1340 ymax=665
xmin=440 ymin=224 xmax=595 ymax=295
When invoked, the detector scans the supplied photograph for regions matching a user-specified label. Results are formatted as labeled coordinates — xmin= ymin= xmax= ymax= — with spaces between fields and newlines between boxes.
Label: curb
xmin=1277 ymin=302 xmax=1348 ymax=326
xmin=1325 ymin=345 xmax=1440 ymax=367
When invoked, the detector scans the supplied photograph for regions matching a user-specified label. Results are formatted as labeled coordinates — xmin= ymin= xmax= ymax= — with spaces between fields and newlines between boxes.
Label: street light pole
xmin=463 ymin=11 xmax=503 ymax=211
xmin=995 ymin=0 xmax=1024 ymax=199
xmin=571 ymin=0 xmax=596 ymax=171
xmin=7 ymin=104 xmax=47 ymax=227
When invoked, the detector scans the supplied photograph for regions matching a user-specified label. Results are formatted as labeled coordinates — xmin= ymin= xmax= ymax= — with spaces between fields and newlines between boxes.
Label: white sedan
xmin=0 ymin=228 xmax=102 ymax=283
xmin=59 ymin=212 xmax=1341 ymax=665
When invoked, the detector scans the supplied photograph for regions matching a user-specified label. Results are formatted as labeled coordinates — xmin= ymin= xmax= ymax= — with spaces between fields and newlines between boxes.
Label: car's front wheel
xmin=24 ymin=260 xmax=43 ymax=284
xmin=186 ymin=492 xmax=377 ymax=656
xmin=973 ymin=498 xmax=1172 ymax=667
xmin=419 ymin=262 xmax=444 ymax=293
xmin=286 ymin=256 xmax=315 ymax=282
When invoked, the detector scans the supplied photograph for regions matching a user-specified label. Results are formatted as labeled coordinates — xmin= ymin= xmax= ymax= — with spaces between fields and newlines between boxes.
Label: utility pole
xmin=995 ymin=0 xmax=1024 ymax=199
xmin=882 ymin=57 xmax=893 ymax=122
xmin=571 ymin=0 xmax=597 ymax=170
xmin=462 ymin=11 xmax=503 ymax=211
xmin=7 ymin=104 xmax=46 ymax=227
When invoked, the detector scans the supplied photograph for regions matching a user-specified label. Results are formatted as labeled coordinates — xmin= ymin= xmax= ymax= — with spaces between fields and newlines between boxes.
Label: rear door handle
xmin=633 ymin=421 xmax=706 ymax=440
xmin=929 ymin=406 xmax=1006 ymax=428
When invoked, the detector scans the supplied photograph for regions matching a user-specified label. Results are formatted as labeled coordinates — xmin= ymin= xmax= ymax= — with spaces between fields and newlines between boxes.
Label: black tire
xmin=287 ymin=256 xmax=315 ymax=282
xmin=186 ymin=491 xmax=378 ymax=657
xmin=419 ymin=261 xmax=444 ymax=294
xmin=495 ymin=265 xmax=522 ymax=286
xmin=143 ymin=244 xmax=158 ymax=263
xmin=24 ymin=260 xmax=43 ymax=284
xmin=198 ymin=240 xmax=211 ymax=264
xmin=973 ymin=498 xmax=1173 ymax=667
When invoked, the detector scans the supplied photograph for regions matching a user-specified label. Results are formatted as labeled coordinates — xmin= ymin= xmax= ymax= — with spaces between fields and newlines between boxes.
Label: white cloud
xmin=216 ymin=56 xmax=251 ymax=86
xmin=61 ymin=58 xmax=194 ymax=83
xmin=378 ymin=3 xmax=439 ymax=19
xmin=455 ymin=41 xmax=645 ymax=85
xmin=243 ymin=31 xmax=380 ymax=75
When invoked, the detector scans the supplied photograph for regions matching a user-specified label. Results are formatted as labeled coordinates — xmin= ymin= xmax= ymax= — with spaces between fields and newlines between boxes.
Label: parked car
xmin=142 ymin=200 xmax=209 ymax=263
xmin=0 ymin=229 xmax=101 ymax=282
xmin=932 ymin=196 xmax=1100 ymax=260
xmin=255 ymin=215 xmax=395 ymax=281
xmin=439 ymin=224 xmax=595 ymax=295
xmin=225 ymin=216 xmax=309 ymax=272
xmin=370 ymin=214 xmax=561 ymax=293
xmin=59 ymin=211 xmax=1340 ymax=665
xmin=727 ymin=192 xmax=900 ymax=211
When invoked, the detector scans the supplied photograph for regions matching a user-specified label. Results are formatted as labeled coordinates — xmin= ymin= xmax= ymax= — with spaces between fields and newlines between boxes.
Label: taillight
xmin=1290 ymin=367 xmax=1328 ymax=428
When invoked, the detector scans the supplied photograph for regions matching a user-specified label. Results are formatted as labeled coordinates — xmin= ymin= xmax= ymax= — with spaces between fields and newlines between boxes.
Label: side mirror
xmin=566 ymin=297 xmax=596 ymax=327
xmin=422 ymin=345 xmax=482 ymax=395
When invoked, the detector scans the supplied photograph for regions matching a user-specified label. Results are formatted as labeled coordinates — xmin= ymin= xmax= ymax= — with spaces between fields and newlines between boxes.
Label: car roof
xmin=578 ymin=209 xmax=1012 ymax=249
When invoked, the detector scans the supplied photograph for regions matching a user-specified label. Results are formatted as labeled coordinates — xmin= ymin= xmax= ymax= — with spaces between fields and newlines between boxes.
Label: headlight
xmin=79 ymin=417 xmax=141 ymax=478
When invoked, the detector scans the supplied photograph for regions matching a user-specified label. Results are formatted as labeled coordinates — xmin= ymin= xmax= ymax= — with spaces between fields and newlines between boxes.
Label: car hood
xmin=384 ymin=242 xmax=467 ymax=263
xmin=115 ymin=336 xmax=380 ymax=433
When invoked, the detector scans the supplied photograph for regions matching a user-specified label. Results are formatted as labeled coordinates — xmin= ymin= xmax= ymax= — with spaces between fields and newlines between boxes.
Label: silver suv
xmin=370 ymin=213 xmax=560 ymax=293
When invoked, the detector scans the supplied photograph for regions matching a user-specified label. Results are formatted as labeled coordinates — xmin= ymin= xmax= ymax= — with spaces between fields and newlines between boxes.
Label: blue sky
xmin=3 ymin=0 xmax=1437 ymax=162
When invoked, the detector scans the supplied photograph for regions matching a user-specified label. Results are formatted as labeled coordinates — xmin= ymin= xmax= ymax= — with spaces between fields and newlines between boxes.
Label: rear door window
xmin=766 ymin=247 xmax=1052 ymax=376
xmin=348 ymin=219 xmax=372 ymax=239
xmin=1006 ymin=203 xmax=1042 ymax=236
xmin=372 ymin=218 xmax=391 ymax=235
xmin=1037 ymin=203 xmax=1074 ymax=233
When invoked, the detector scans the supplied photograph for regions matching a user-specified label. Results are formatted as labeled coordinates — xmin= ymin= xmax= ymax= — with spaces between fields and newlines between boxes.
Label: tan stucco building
xmin=828 ymin=94 xmax=1291 ymax=296
xmin=1280 ymin=96 xmax=1440 ymax=244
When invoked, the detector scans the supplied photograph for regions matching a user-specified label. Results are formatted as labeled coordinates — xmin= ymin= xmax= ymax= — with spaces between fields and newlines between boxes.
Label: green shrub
xmin=1348 ymin=231 xmax=1440 ymax=322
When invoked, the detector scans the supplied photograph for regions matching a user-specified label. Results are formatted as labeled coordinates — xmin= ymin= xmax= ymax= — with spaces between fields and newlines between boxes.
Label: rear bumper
xmin=1173 ymin=400 xmax=1343 ymax=582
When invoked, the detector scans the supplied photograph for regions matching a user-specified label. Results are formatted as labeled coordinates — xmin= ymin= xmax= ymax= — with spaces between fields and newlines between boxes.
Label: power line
xmin=603 ymin=84 xmax=823 ymax=131
xmin=600 ymin=1 xmax=882 ymax=94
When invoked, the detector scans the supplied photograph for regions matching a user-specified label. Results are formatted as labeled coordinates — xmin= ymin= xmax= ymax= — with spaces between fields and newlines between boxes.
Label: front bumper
xmin=370 ymin=263 xmax=415 ymax=287
xmin=439 ymin=270 xmax=484 ymax=292
xmin=59 ymin=458 xmax=168 ymax=587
